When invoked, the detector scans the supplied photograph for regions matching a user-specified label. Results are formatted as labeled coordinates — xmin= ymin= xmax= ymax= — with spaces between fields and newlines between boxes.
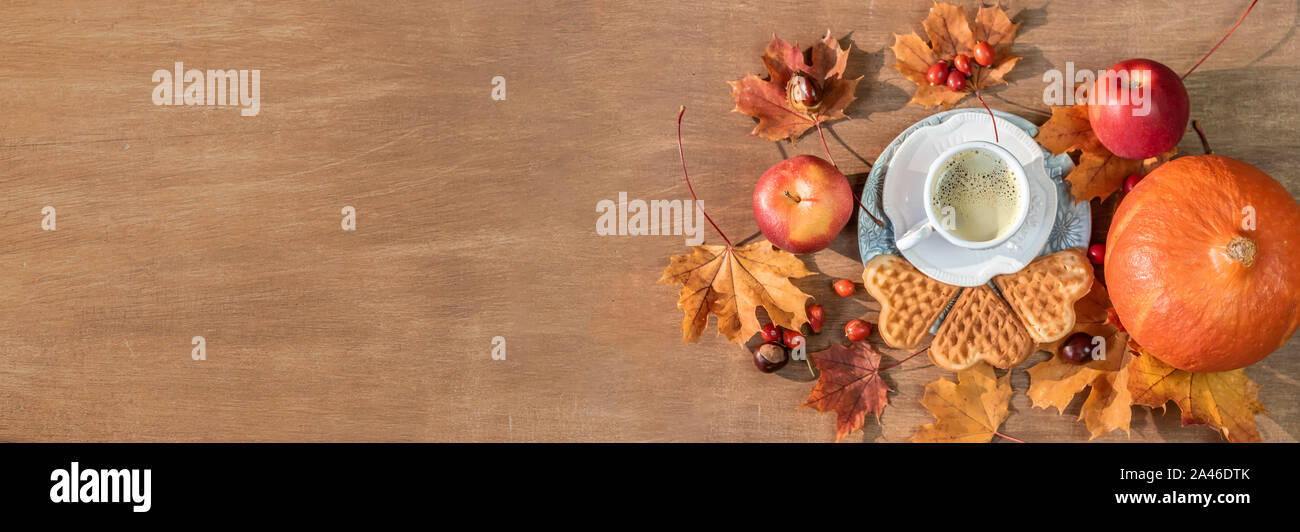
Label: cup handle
xmin=895 ymin=220 xmax=934 ymax=250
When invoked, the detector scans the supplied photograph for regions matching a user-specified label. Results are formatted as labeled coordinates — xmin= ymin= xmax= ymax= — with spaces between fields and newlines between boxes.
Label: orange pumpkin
xmin=1106 ymin=155 xmax=1300 ymax=372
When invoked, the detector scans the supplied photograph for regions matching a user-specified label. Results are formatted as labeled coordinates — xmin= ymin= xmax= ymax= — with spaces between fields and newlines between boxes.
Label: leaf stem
xmin=677 ymin=106 xmax=734 ymax=248
xmin=816 ymin=120 xmax=885 ymax=228
xmin=878 ymin=346 xmax=929 ymax=372
xmin=1182 ymin=0 xmax=1259 ymax=80
xmin=972 ymin=88 xmax=998 ymax=143
xmin=994 ymin=431 xmax=1026 ymax=443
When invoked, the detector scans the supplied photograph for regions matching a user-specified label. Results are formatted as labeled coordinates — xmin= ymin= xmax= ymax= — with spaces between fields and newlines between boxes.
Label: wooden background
xmin=1 ymin=0 xmax=1296 ymax=442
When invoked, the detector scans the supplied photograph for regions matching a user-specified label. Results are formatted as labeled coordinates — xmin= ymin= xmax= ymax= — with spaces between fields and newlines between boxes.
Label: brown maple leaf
xmin=1037 ymin=105 xmax=1177 ymax=202
xmin=729 ymin=31 xmax=863 ymax=142
xmin=891 ymin=2 xmax=1021 ymax=109
xmin=1127 ymin=348 xmax=1267 ymax=443
xmin=803 ymin=341 xmax=891 ymax=443
xmin=659 ymin=240 xmax=813 ymax=345
xmin=911 ymin=363 xmax=1012 ymax=443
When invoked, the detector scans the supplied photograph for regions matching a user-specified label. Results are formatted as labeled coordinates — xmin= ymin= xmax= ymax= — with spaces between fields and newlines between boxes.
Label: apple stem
xmin=815 ymin=120 xmax=886 ymax=228
xmin=972 ymin=88 xmax=998 ymax=143
xmin=994 ymin=431 xmax=1026 ymax=444
xmin=1182 ymin=0 xmax=1259 ymax=80
xmin=878 ymin=346 xmax=929 ymax=373
xmin=783 ymin=190 xmax=801 ymax=203
xmin=677 ymin=106 xmax=734 ymax=248
xmin=1193 ymin=120 xmax=1214 ymax=154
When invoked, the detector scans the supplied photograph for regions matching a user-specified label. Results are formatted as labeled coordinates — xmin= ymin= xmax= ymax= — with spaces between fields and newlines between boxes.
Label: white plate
xmin=882 ymin=112 xmax=1058 ymax=286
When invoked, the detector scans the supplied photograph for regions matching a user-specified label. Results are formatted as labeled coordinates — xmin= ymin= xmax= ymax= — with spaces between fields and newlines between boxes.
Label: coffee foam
xmin=931 ymin=148 xmax=1023 ymax=242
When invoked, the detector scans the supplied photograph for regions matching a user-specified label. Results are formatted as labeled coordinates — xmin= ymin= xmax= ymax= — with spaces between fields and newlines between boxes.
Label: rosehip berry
xmin=833 ymin=279 xmax=855 ymax=297
xmin=845 ymin=319 xmax=871 ymax=342
xmin=945 ymin=69 xmax=967 ymax=91
xmin=807 ymin=304 xmax=826 ymax=333
xmin=953 ymin=54 xmax=972 ymax=76
xmin=1059 ymin=332 xmax=1096 ymax=365
xmin=1123 ymin=173 xmax=1143 ymax=194
xmin=973 ymin=41 xmax=995 ymax=67
xmin=1087 ymin=243 xmax=1105 ymax=265
xmin=782 ymin=328 xmax=805 ymax=349
xmin=926 ymin=61 xmax=949 ymax=86
xmin=754 ymin=342 xmax=789 ymax=373
xmin=760 ymin=323 xmax=782 ymax=343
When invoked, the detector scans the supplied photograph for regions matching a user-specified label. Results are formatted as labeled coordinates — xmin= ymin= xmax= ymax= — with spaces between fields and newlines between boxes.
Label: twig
xmin=1193 ymin=120 xmax=1214 ymax=154
xmin=1182 ymin=0 xmax=1260 ymax=80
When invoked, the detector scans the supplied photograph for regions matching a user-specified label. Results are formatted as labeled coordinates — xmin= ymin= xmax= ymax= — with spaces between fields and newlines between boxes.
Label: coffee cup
xmin=894 ymin=141 xmax=1030 ymax=250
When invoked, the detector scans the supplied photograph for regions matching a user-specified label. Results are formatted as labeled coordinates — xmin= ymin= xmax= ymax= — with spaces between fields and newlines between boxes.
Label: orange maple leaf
xmin=729 ymin=31 xmax=863 ymax=142
xmin=891 ymin=2 xmax=1021 ymax=109
xmin=659 ymin=241 xmax=813 ymax=345
xmin=1026 ymin=336 xmax=1133 ymax=440
xmin=803 ymin=341 xmax=892 ymax=443
xmin=1027 ymin=281 xmax=1135 ymax=439
xmin=1037 ymin=105 xmax=1177 ymax=202
xmin=911 ymin=363 xmax=1012 ymax=443
xmin=1127 ymin=348 xmax=1266 ymax=443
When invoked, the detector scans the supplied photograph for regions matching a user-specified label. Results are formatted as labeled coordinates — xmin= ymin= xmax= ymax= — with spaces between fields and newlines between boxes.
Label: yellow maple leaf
xmin=659 ymin=241 xmax=813 ymax=345
xmin=1127 ymin=349 xmax=1266 ymax=442
xmin=912 ymin=363 xmax=1012 ymax=443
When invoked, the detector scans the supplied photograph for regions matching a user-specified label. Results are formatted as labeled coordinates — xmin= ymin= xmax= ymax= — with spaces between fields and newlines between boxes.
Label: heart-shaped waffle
xmin=863 ymin=255 xmax=959 ymax=349
xmin=931 ymin=286 xmax=1036 ymax=371
xmin=992 ymin=249 xmax=1094 ymax=343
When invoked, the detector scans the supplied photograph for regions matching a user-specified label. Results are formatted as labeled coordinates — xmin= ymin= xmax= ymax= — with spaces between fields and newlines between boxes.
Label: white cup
xmin=894 ymin=141 xmax=1030 ymax=250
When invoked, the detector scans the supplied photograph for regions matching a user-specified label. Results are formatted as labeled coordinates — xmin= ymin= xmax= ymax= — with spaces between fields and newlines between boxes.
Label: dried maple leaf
xmin=1026 ymin=337 xmax=1133 ymax=440
xmin=1037 ymin=105 xmax=1177 ymax=202
xmin=1127 ymin=348 xmax=1266 ymax=443
xmin=729 ymin=31 xmax=863 ymax=142
xmin=1028 ymin=281 xmax=1134 ymax=439
xmin=803 ymin=341 xmax=891 ymax=443
xmin=891 ymin=2 xmax=1021 ymax=109
xmin=659 ymin=240 xmax=813 ymax=345
xmin=911 ymin=363 xmax=1012 ymax=443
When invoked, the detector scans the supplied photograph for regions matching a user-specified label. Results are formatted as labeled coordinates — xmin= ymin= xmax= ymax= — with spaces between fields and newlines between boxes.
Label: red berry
xmin=782 ymin=328 xmax=805 ymax=349
xmin=844 ymin=319 xmax=871 ymax=342
xmin=973 ymin=41 xmax=995 ymax=67
xmin=1087 ymin=243 xmax=1105 ymax=265
xmin=760 ymin=323 xmax=782 ymax=343
xmin=926 ymin=61 xmax=948 ymax=86
xmin=754 ymin=342 xmax=789 ymax=373
xmin=833 ymin=279 xmax=855 ymax=297
xmin=953 ymin=54 xmax=972 ymax=76
xmin=807 ymin=304 xmax=826 ymax=333
xmin=1123 ymin=173 xmax=1143 ymax=194
xmin=1059 ymin=332 xmax=1096 ymax=365
xmin=945 ymin=69 xmax=967 ymax=91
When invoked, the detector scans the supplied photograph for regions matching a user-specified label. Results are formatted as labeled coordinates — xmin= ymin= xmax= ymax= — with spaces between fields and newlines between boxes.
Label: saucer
xmin=881 ymin=111 xmax=1057 ymax=286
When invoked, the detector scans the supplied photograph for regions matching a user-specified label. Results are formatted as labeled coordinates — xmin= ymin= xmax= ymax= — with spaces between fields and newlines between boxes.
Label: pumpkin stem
xmin=1226 ymin=236 xmax=1257 ymax=267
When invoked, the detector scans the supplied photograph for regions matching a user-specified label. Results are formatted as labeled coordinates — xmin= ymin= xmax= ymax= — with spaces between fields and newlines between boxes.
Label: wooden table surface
xmin=1 ymin=0 xmax=1296 ymax=442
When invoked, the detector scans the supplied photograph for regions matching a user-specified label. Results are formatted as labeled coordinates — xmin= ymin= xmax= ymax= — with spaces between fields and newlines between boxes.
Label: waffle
xmin=992 ymin=249 xmax=1094 ymax=343
xmin=862 ymin=255 xmax=959 ymax=349
xmin=931 ymin=285 xmax=1036 ymax=371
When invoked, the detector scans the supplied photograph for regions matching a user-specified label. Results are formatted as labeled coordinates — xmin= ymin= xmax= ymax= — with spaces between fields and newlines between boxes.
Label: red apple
xmin=1088 ymin=58 xmax=1189 ymax=160
xmin=752 ymin=155 xmax=853 ymax=254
